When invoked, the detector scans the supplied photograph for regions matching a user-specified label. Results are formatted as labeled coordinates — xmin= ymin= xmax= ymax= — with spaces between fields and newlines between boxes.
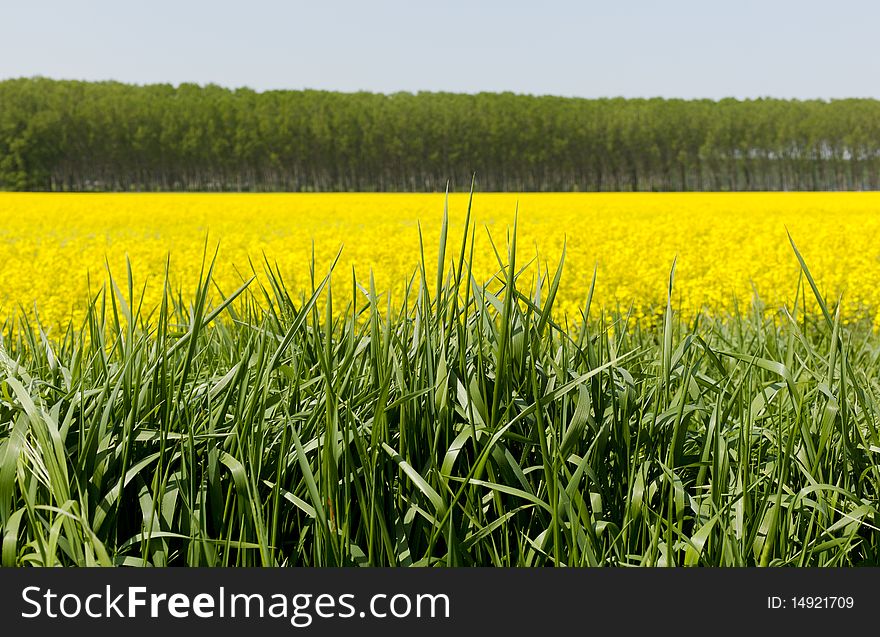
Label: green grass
xmin=1 ymin=194 xmax=878 ymax=567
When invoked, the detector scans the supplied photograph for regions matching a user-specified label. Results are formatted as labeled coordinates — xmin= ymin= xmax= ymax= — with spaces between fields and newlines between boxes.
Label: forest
xmin=1 ymin=77 xmax=879 ymax=192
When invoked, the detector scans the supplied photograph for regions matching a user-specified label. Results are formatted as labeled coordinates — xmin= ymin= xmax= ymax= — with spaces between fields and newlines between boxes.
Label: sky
xmin=1 ymin=0 xmax=877 ymax=99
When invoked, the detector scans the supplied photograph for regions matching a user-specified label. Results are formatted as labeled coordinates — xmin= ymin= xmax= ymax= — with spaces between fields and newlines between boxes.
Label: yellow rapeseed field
xmin=1 ymin=192 xmax=879 ymax=328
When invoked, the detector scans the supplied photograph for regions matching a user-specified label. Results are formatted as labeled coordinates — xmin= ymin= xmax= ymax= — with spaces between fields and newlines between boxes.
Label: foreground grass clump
xmin=0 ymin=203 xmax=878 ymax=567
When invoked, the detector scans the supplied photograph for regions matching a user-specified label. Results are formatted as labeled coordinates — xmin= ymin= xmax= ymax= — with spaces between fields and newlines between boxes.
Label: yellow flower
xmin=1 ymin=192 xmax=877 ymax=329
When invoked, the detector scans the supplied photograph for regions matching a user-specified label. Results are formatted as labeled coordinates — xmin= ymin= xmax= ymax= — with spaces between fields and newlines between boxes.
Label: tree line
xmin=1 ymin=77 xmax=879 ymax=192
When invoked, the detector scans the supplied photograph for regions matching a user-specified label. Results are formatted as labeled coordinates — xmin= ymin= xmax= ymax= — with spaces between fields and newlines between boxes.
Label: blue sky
xmin=1 ymin=0 xmax=877 ymax=98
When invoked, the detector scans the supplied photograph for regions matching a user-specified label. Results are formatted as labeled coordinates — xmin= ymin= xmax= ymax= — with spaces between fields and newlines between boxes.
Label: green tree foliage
xmin=2 ymin=77 xmax=880 ymax=191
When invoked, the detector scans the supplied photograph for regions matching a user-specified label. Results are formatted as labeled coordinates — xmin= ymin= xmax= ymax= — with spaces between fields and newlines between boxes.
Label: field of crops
xmin=0 ymin=192 xmax=879 ymax=567
xmin=4 ymin=192 xmax=880 ymax=327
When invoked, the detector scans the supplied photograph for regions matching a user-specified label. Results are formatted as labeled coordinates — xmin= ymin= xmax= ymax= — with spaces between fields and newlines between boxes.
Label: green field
xmin=1 ymin=205 xmax=878 ymax=567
